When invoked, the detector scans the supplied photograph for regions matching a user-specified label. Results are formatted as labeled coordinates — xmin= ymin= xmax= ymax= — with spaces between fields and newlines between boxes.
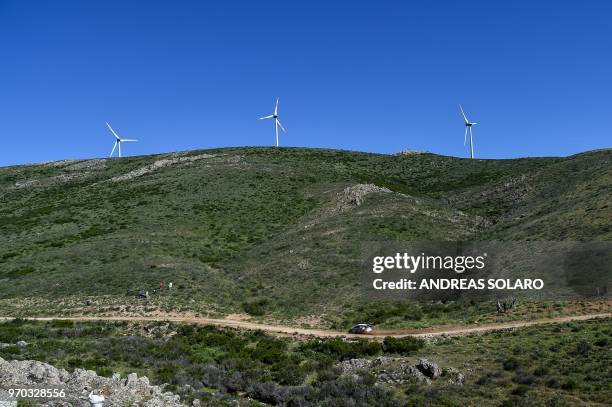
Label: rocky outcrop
xmin=338 ymin=356 xmax=463 ymax=386
xmin=445 ymin=367 xmax=465 ymax=386
xmin=109 ymin=153 xmax=216 ymax=182
xmin=338 ymin=356 xmax=394 ymax=372
xmin=396 ymin=149 xmax=429 ymax=156
xmin=336 ymin=184 xmax=391 ymax=211
xmin=0 ymin=341 xmax=28 ymax=349
xmin=416 ymin=358 xmax=441 ymax=379
xmin=0 ymin=357 xmax=186 ymax=406
xmin=378 ymin=364 xmax=431 ymax=385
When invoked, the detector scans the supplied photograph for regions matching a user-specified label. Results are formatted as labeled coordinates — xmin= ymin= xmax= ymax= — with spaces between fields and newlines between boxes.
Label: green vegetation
xmin=382 ymin=336 xmax=424 ymax=355
xmin=0 ymin=147 xmax=610 ymax=323
xmin=1 ymin=318 xmax=609 ymax=406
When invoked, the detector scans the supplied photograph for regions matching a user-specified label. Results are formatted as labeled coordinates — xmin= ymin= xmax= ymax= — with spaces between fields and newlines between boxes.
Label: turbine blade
xmin=259 ymin=115 xmax=274 ymax=120
xmin=110 ymin=141 xmax=117 ymax=157
xmin=118 ymin=141 xmax=122 ymax=158
xmin=274 ymin=98 xmax=279 ymax=116
xmin=121 ymin=139 xmax=138 ymax=142
xmin=464 ymin=127 xmax=468 ymax=146
xmin=106 ymin=122 xmax=120 ymax=140
xmin=276 ymin=119 xmax=286 ymax=132
xmin=459 ymin=105 xmax=469 ymax=124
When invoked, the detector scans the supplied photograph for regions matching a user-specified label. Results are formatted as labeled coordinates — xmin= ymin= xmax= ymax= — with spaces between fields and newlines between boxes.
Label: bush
xmin=533 ymin=366 xmax=549 ymax=376
xmin=242 ymin=298 xmax=268 ymax=316
xmin=594 ymin=337 xmax=609 ymax=347
xmin=503 ymin=357 xmax=520 ymax=371
xmin=382 ymin=336 xmax=424 ymax=355
xmin=511 ymin=384 xmax=530 ymax=396
xmin=546 ymin=377 xmax=560 ymax=388
xmin=50 ymin=319 xmax=74 ymax=328
xmin=272 ymin=361 xmax=306 ymax=385
xmin=512 ymin=370 xmax=536 ymax=385
xmin=158 ymin=363 xmax=180 ymax=383
xmin=561 ymin=378 xmax=578 ymax=390
xmin=250 ymin=337 xmax=287 ymax=365
xmin=574 ymin=340 xmax=592 ymax=356
xmin=300 ymin=338 xmax=381 ymax=361
xmin=248 ymin=381 xmax=283 ymax=405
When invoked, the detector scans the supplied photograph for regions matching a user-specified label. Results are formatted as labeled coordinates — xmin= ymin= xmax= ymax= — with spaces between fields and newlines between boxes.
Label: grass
xmin=0 ymin=147 xmax=610 ymax=323
xmin=1 ymin=317 xmax=609 ymax=406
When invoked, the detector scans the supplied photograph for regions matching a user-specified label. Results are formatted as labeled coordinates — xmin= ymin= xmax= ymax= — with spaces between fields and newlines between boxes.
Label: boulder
xmin=415 ymin=358 xmax=441 ymax=379
xmin=446 ymin=367 xmax=465 ymax=386
xmin=404 ymin=365 xmax=432 ymax=384
xmin=0 ymin=357 xmax=186 ymax=406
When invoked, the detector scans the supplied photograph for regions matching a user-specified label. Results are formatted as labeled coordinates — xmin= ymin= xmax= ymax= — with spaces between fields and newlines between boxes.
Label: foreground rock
xmin=338 ymin=356 xmax=464 ymax=386
xmin=416 ymin=358 xmax=441 ymax=379
xmin=0 ymin=357 xmax=186 ymax=406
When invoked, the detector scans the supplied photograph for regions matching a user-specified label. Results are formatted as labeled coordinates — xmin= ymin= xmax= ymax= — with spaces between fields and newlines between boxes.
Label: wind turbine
xmin=106 ymin=122 xmax=137 ymax=158
xmin=258 ymin=98 xmax=286 ymax=147
xmin=459 ymin=105 xmax=477 ymax=159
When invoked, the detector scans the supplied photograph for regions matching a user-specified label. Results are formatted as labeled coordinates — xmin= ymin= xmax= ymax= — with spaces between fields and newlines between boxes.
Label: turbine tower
xmin=459 ymin=105 xmax=477 ymax=159
xmin=258 ymin=98 xmax=286 ymax=147
xmin=106 ymin=122 xmax=138 ymax=158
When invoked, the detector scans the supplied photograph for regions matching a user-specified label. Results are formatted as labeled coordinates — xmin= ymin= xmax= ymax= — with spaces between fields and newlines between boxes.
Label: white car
xmin=348 ymin=324 xmax=373 ymax=334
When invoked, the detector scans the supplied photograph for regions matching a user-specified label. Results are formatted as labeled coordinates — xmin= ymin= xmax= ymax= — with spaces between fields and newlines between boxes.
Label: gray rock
xmin=0 ymin=357 xmax=186 ymax=406
xmin=16 ymin=341 xmax=28 ymax=347
xmin=404 ymin=365 xmax=432 ymax=384
xmin=396 ymin=149 xmax=429 ymax=155
xmin=125 ymin=372 xmax=138 ymax=386
xmin=337 ymin=358 xmax=372 ymax=372
xmin=336 ymin=184 xmax=391 ymax=210
xmin=446 ymin=367 xmax=465 ymax=386
xmin=416 ymin=358 xmax=441 ymax=379
xmin=371 ymin=356 xmax=394 ymax=367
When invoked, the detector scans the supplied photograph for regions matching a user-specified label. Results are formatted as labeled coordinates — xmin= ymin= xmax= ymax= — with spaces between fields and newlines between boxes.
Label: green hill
xmin=0 ymin=147 xmax=610 ymax=324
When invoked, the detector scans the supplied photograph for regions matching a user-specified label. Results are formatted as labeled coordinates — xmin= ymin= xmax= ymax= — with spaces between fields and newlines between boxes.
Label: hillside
xmin=0 ymin=147 xmax=610 ymax=324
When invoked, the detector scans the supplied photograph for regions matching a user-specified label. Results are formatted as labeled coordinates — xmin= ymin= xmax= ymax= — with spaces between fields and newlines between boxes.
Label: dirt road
xmin=1 ymin=313 xmax=609 ymax=339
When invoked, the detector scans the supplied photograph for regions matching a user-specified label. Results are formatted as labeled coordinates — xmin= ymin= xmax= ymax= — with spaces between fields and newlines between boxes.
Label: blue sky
xmin=1 ymin=1 xmax=611 ymax=166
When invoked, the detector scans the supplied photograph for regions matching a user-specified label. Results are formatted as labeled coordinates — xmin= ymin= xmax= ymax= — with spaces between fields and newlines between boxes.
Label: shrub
xmin=511 ymin=384 xmax=530 ymax=396
xmin=249 ymin=338 xmax=287 ymax=365
xmin=315 ymin=368 xmax=341 ymax=384
xmin=382 ymin=336 xmax=424 ymax=355
xmin=533 ymin=366 xmax=549 ymax=376
xmin=158 ymin=363 xmax=180 ymax=383
xmin=503 ymin=357 xmax=520 ymax=371
xmin=242 ymin=298 xmax=268 ymax=316
xmin=50 ymin=319 xmax=74 ymax=328
xmin=546 ymin=377 xmax=560 ymax=388
xmin=300 ymin=338 xmax=381 ymax=361
xmin=248 ymin=381 xmax=283 ymax=405
xmin=271 ymin=359 xmax=306 ymax=386
xmin=594 ymin=337 xmax=608 ymax=347
xmin=574 ymin=340 xmax=592 ymax=356
xmin=512 ymin=370 xmax=536 ymax=385
xmin=561 ymin=378 xmax=577 ymax=390
xmin=199 ymin=364 xmax=227 ymax=390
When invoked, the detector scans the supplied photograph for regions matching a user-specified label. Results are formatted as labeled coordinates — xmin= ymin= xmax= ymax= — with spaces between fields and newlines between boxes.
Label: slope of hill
xmin=0 ymin=147 xmax=610 ymax=324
